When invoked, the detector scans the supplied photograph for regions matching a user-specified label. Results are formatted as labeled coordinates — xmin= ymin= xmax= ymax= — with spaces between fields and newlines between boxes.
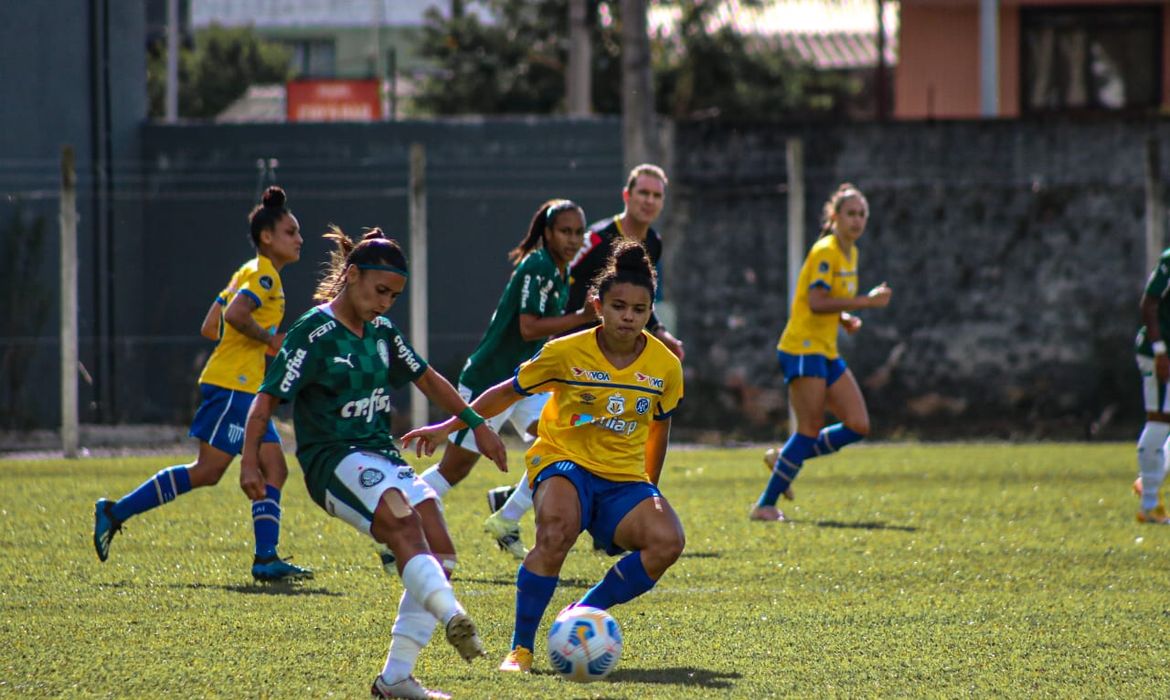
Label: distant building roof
xmin=775 ymin=31 xmax=897 ymax=69
xmin=193 ymin=0 xmax=451 ymax=29
xmin=215 ymin=85 xmax=286 ymax=123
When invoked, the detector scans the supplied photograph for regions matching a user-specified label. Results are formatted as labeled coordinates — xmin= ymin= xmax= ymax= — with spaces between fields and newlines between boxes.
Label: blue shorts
xmin=189 ymin=384 xmax=280 ymax=456
xmin=533 ymin=460 xmax=661 ymax=556
xmin=777 ymin=351 xmax=848 ymax=387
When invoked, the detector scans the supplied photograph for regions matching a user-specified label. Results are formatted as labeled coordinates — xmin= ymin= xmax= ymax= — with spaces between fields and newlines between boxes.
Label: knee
xmin=644 ymin=528 xmax=685 ymax=569
xmin=188 ymin=461 xmax=227 ymax=487
xmin=844 ymin=417 xmax=871 ymax=437
xmin=533 ymin=520 xmax=576 ymax=557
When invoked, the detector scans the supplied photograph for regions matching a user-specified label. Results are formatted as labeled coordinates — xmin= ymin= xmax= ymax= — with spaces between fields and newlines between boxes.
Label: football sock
xmin=401 ymin=554 xmax=462 ymax=625
xmin=252 ymin=485 xmax=281 ymax=558
xmin=759 ymin=433 xmax=816 ymax=507
xmin=813 ymin=423 xmax=865 ymax=456
xmin=111 ymin=465 xmax=192 ymax=522
xmin=420 ymin=467 xmax=452 ymax=499
xmin=578 ymin=551 xmax=657 ymax=610
xmin=512 ymin=564 xmax=558 ymax=651
xmin=383 ymin=589 xmax=437 ymax=684
xmin=499 ymin=476 xmax=534 ymax=521
xmin=1137 ymin=422 xmax=1170 ymax=510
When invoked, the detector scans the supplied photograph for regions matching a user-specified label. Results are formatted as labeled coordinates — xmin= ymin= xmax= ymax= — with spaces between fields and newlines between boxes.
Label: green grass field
xmin=2 ymin=442 xmax=1168 ymax=698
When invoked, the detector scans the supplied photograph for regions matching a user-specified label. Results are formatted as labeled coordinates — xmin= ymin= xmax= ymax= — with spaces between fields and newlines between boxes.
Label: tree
xmin=415 ymin=0 xmax=859 ymax=120
xmin=146 ymin=24 xmax=292 ymax=119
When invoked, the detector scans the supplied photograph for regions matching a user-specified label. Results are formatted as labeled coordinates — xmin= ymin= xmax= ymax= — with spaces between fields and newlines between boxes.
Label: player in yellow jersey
xmin=751 ymin=183 xmax=892 ymax=522
xmin=403 ymin=239 xmax=685 ymax=674
xmin=94 ymin=186 xmax=311 ymax=581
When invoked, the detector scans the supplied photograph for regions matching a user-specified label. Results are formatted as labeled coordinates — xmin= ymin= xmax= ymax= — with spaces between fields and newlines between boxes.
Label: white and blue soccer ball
xmin=546 ymin=605 xmax=623 ymax=683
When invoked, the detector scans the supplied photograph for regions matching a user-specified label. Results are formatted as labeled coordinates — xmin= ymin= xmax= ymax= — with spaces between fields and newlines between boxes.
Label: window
xmin=1021 ymin=7 xmax=1162 ymax=112
xmin=287 ymin=39 xmax=337 ymax=78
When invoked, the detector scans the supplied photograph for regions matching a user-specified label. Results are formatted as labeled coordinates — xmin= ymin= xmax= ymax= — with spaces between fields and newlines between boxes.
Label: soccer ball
xmin=546 ymin=605 xmax=623 ymax=682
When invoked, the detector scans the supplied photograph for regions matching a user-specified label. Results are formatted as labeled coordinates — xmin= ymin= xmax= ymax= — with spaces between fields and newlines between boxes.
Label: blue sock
xmin=578 ymin=551 xmax=657 ymax=610
xmin=111 ymin=466 xmax=193 ymax=522
xmin=813 ymin=423 xmax=865 ymax=456
xmin=759 ymin=433 xmax=816 ymax=507
xmin=511 ymin=565 xmax=558 ymax=651
xmin=252 ymin=485 xmax=281 ymax=559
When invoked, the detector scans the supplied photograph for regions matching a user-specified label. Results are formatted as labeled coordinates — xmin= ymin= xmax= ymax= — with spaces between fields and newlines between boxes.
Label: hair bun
xmin=262 ymin=186 xmax=287 ymax=209
xmin=362 ymin=227 xmax=387 ymax=241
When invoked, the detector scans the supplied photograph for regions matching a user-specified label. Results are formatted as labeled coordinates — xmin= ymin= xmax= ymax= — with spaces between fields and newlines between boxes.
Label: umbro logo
xmin=333 ymin=354 xmax=355 ymax=368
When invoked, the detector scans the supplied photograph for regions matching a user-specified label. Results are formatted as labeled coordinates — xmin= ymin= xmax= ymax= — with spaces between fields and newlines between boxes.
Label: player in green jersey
xmin=1133 ymin=248 xmax=1170 ymax=524
xmin=241 ymin=226 xmax=507 ymax=699
xmin=414 ymin=200 xmax=598 ymax=559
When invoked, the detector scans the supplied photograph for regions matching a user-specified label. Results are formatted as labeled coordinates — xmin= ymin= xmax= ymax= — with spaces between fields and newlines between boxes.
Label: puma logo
xmin=333 ymin=354 xmax=354 ymax=368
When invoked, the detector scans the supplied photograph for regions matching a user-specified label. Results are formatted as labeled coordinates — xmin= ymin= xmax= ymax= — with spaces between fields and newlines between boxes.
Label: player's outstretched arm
xmin=240 ymin=392 xmax=279 ymax=501
xmin=403 ymin=370 xmax=514 ymax=470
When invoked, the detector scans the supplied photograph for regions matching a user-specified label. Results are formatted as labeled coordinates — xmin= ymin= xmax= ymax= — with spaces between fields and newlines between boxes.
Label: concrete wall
xmin=666 ymin=118 xmax=1170 ymax=440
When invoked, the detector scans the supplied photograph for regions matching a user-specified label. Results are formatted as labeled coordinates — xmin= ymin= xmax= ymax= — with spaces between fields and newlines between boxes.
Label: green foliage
xmin=415 ymin=0 xmax=857 ymax=119
xmin=4 ymin=443 xmax=1169 ymax=697
xmin=147 ymin=24 xmax=293 ymax=119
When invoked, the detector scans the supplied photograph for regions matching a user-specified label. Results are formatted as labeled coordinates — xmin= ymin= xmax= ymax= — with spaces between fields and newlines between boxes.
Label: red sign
xmin=286 ymin=79 xmax=381 ymax=122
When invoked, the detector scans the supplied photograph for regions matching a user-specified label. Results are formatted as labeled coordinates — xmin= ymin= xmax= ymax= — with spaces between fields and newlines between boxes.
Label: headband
xmin=357 ymin=263 xmax=409 ymax=277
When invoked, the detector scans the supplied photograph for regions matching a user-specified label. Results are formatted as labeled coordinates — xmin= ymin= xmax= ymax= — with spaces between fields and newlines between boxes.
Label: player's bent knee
xmin=534 ymin=521 xmax=577 ymax=555
xmin=845 ymin=419 xmax=871 ymax=437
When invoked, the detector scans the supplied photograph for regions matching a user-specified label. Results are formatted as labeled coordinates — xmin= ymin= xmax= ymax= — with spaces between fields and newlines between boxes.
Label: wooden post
xmin=1146 ymin=136 xmax=1164 ymax=274
xmin=60 ymin=146 xmax=79 ymax=458
xmin=409 ymin=143 xmax=429 ymax=429
xmin=621 ymin=0 xmax=656 ymax=171
xmin=785 ymin=138 xmax=805 ymax=436
xmin=567 ymin=0 xmax=592 ymax=116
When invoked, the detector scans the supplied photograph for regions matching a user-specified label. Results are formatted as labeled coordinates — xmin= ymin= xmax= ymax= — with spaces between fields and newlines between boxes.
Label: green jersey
xmin=260 ymin=304 xmax=428 ymax=506
xmin=1136 ymin=249 xmax=1170 ymax=356
xmin=459 ymin=248 xmax=569 ymax=392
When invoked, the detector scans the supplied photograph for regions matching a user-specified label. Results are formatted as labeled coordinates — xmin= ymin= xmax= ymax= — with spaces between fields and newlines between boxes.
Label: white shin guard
xmin=400 ymin=554 xmax=461 ymax=626
xmin=1138 ymin=422 xmax=1170 ymax=506
xmin=499 ymin=475 xmax=534 ymax=522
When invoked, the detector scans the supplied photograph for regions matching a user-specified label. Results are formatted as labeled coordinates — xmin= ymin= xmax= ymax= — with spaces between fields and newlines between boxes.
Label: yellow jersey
xmin=198 ymin=255 xmax=285 ymax=392
xmin=514 ymin=327 xmax=684 ymax=484
xmin=778 ymin=234 xmax=858 ymax=359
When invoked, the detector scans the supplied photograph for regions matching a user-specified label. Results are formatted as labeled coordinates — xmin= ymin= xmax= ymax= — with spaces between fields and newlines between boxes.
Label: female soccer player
xmin=1131 ymin=247 xmax=1170 ymax=524
xmin=403 ymin=239 xmax=686 ymax=674
xmin=416 ymin=199 xmax=597 ymax=560
xmin=751 ymin=182 xmax=892 ymax=522
xmin=93 ymin=186 xmax=312 ymax=581
xmin=241 ymin=226 xmax=506 ymax=698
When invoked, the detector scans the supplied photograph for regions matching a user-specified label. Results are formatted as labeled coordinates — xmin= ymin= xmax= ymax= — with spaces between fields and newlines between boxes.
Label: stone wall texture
xmin=663 ymin=119 xmax=1170 ymax=441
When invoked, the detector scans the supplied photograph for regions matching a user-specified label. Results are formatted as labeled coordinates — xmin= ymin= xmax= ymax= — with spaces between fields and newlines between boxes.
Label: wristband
xmin=1155 ymin=341 xmax=1167 ymax=356
xmin=459 ymin=406 xmax=485 ymax=430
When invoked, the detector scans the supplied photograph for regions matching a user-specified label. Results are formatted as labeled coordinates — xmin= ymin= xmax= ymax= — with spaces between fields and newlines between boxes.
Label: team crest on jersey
xmin=359 ymin=467 xmax=385 ymax=488
xmin=259 ymin=275 xmax=274 ymax=290
xmin=606 ymin=393 xmax=625 ymax=416
xmin=818 ymin=261 xmax=830 ymax=273
xmin=634 ymin=371 xmax=664 ymax=389
xmin=377 ymin=339 xmax=390 ymax=367
xmin=636 ymin=397 xmax=651 ymax=414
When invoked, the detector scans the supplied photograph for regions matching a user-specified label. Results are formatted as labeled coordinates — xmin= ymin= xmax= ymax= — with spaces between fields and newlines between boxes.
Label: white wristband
xmin=1154 ymin=340 xmax=1167 ymax=356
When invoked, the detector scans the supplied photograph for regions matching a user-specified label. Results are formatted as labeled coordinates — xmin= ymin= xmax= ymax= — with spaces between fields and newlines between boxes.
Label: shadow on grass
xmin=605 ymin=666 xmax=740 ymax=689
xmin=457 ymin=575 xmax=596 ymax=589
xmin=679 ymin=551 xmax=721 ymax=559
xmin=806 ymin=519 xmax=918 ymax=532
xmin=174 ymin=581 xmax=344 ymax=597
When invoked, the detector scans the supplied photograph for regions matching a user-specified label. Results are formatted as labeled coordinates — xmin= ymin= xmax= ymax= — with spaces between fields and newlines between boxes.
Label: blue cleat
xmin=252 ymin=555 xmax=314 ymax=581
xmin=93 ymin=498 xmax=122 ymax=562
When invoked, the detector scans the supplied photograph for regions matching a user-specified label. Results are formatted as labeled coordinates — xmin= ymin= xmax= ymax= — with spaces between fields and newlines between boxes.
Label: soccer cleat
xmin=377 ymin=543 xmax=397 ymax=575
xmin=93 ymin=498 xmax=123 ymax=562
xmin=762 ymin=448 xmax=795 ymax=500
xmin=252 ymin=555 xmax=314 ymax=581
xmin=486 ymin=484 xmax=518 ymax=514
xmin=483 ymin=511 xmax=528 ymax=559
xmin=748 ymin=504 xmax=786 ymax=522
xmin=370 ymin=674 xmax=450 ymax=700
xmin=498 ymin=645 xmax=534 ymax=673
xmin=1137 ymin=505 xmax=1170 ymax=524
xmin=444 ymin=611 xmax=486 ymax=662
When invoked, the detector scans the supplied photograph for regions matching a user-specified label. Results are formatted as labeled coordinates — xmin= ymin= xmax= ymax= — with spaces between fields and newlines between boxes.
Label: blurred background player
xmin=1132 ymin=248 xmax=1170 ymax=523
xmin=93 ymin=186 xmax=311 ymax=581
xmin=242 ymin=227 xmax=505 ymax=698
xmin=484 ymin=164 xmax=684 ymax=537
xmin=403 ymin=239 xmax=685 ymax=674
xmin=751 ymin=183 xmax=892 ymax=522
xmin=406 ymin=200 xmax=597 ymax=562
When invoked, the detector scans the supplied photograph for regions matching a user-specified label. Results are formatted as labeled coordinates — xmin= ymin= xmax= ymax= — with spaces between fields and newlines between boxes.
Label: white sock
xmin=420 ymin=467 xmax=452 ymax=499
xmin=499 ymin=475 xmax=533 ymax=521
xmin=1138 ymin=422 xmax=1170 ymax=510
xmin=400 ymin=554 xmax=462 ymax=625
xmin=382 ymin=589 xmax=436 ymax=683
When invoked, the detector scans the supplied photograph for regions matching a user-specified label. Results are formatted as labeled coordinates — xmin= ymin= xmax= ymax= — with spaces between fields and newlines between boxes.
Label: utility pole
xmin=165 ymin=0 xmax=179 ymax=122
xmin=567 ymin=0 xmax=592 ymax=116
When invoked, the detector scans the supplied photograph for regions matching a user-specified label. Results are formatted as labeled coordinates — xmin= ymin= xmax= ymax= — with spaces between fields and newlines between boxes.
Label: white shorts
xmin=1137 ymin=354 xmax=1170 ymax=413
xmin=324 ymin=451 xmax=438 ymax=536
xmin=449 ymin=383 xmax=547 ymax=453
